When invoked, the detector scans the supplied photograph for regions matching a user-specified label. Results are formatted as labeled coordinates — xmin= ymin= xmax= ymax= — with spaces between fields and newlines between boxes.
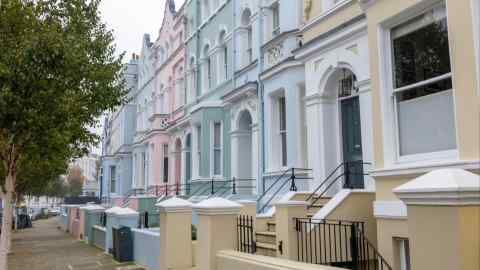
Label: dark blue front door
xmin=340 ymin=97 xmax=364 ymax=189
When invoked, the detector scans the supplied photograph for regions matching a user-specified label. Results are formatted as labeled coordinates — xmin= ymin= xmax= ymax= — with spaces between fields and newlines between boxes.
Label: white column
xmin=192 ymin=127 xmax=199 ymax=180
xmin=305 ymin=94 xmax=326 ymax=189
xmin=230 ymin=131 xmax=240 ymax=179
xmin=251 ymin=124 xmax=259 ymax=195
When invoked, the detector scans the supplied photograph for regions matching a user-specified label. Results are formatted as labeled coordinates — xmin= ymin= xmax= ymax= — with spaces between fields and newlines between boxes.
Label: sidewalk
xmin=8 ymin=217 xmax=140 ymax=270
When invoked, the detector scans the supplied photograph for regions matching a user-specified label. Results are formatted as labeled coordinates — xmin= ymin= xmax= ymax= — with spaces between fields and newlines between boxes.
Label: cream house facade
xmin=362 ymin=0 xmax=479 ymax=269
xmin=298 ymin=0 xmax=479 ymax=269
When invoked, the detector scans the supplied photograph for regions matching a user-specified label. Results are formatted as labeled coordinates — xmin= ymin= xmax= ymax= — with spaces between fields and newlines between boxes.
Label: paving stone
xmin=8 ymin=218 xmax=142 ymax=270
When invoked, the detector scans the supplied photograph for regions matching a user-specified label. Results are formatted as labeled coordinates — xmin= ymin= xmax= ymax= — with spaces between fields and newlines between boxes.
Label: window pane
xmin=279 ymin=97 xmax=286 ymax=131
xmin=281 ymin=133 xmax=287 ymax=167
xmin=214 ymin=149 xmax=221 ymax=175
xmin=392 ymin=8 xmax=451 ymax=88
xmin=214 ymin=123 xmax=221 ymax=147
xmin=397 ymin=90 xmax=456 ymax=155
xmin=110 ymin=166 xmax=116 ymax=193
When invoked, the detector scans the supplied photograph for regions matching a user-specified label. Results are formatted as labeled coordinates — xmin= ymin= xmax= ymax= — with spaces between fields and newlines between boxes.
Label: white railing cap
xmin=156 ymin=197 xmax=193 ymax=213
xmin=394 ymin=168 xmax=480 ymax=205
xmin=105 ymin=206 xmax=139 ymax=216
xmin=193 ymin=197 xmax=242 ymax=215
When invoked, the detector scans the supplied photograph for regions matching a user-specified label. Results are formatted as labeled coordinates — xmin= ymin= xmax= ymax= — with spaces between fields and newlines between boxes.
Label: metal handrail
xmin=305 ymin=161 xmax=349 ymax=202
xmin=256 ymin=168 xmax=312 ymax=213
xmin=257 ymin=168 xmax=306 ymax=205
xmin=353 ymin=223 xmax=393 ymax=270
xmin=207 ymin=178 xmax=257 ymax=198
xmin=307 ymin=161 xmax=371 ymax=209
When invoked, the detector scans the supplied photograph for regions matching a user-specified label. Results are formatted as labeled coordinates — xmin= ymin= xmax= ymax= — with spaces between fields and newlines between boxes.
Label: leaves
xmin=0 ymin=0 xmax=126 ymax=196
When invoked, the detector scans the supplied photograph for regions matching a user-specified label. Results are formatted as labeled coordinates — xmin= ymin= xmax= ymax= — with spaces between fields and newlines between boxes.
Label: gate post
xmin=274 ymin=200 xmax=308 ymax=260
xmin=194 ymin=197 xmax=242 ymax=270
xmin=157 ymin=197 xmax=193 ymax=270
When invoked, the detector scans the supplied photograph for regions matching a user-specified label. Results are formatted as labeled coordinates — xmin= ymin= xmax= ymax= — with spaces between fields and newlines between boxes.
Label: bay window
xmin=390 ymin=4 xmax=456 ymax=158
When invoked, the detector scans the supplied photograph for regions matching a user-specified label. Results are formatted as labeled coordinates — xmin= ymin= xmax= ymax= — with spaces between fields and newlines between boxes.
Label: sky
xmin=99 ymin=0 xmax=185 ymax=60
xmin=90 ymin=0 xmax=184 ymax=155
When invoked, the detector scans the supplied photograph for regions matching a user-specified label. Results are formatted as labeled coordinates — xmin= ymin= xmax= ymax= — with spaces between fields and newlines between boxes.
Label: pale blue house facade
xmin=100 ymin=55 xmax=139 ymax=205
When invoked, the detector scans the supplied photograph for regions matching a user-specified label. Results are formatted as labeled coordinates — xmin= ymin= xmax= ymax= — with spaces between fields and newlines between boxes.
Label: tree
xmin=66 ymin=165 xmax=85 ymax=196
xmin=0 ymin=1 xmax=126 ymax=268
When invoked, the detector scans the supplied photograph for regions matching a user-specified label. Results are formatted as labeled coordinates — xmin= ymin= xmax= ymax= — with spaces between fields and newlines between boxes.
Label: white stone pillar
xmin=194 ymin=198 xmax=242 ymax=270
xmin=304 ymin=94 xmax=326 ymax=189
xmin=394 ymin=169 xmax=480 ymax=270
xmin=251 ymin=123 xmax=259 ymax=195
xmin=157 ymin=197 xmax=193 ymax=270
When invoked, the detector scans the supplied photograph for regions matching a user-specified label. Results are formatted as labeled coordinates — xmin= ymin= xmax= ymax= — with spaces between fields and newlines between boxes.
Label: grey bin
xmin=112 ymin=226 xmax=133 ymax=262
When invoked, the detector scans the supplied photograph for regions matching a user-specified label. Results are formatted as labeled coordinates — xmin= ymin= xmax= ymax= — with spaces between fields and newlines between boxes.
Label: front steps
xmin=255 ymin=219 xmax=277 ymax=257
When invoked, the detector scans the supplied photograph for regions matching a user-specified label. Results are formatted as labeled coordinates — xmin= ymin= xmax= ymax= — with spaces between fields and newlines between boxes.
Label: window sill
xmin=394 ymin=149 xmax=458 ymax=165
xmin=370 ymin=159 xmax=480 ymax=177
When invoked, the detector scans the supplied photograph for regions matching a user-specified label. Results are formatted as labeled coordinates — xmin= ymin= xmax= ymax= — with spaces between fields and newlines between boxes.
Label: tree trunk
xmin=0 ymin=171 xmax=15 ymax=270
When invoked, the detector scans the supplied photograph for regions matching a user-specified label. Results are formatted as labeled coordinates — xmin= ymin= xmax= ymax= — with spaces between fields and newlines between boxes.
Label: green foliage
xmin=0 ymin=0 xmax=126 ymax=196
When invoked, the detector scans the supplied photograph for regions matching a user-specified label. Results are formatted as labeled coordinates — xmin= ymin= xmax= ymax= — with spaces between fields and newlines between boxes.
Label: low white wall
xmin=132 ymin=228 xmax=160 ymax=270
xmin=217 ymin=250 xmax=345 ymax=270
xmin=92 ymin=225 xmax=106 ymax=250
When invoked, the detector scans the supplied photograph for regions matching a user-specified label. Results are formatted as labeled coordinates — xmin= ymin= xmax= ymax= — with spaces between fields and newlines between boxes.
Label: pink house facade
xmin=149 ymin=0 xmax=186 ymax=192
xmin=127 ymin=0 xmax=186 ymax=203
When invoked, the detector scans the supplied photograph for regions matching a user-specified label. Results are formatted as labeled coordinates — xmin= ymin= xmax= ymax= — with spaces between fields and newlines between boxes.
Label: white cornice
xmin=394 ymin=169 xmax=480 ymax=206
xmin=301 ymin=0 xmax=354 ymax=33
xmin=193 ymin=197 xmax=242 ymax=216
xmin=358 ymin=0 xmax=377 ymax=11
xmin=260 ymin=60 xmax=303 ymax=81
xmin=156 ymin=197 xmax=193 ymax=213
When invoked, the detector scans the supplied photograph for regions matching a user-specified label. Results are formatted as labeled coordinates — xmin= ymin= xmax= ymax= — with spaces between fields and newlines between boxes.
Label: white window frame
xmin=210 ymin=121 xmax=223 ymax=177
xmin=197 ymin=125 xmax=202 ymax=177
xmin=272 ymin=3 xmax=280 ymax=36
xmin=110 ymin=166 xmax=116 ymax=194
xmin=472 ymin=0 xmax=480 ymax=95
xmin=396 ymin=238 xmax=411 ymax=270
xmin=378 ymin=1 xmax=459 ymax=166
xmin=162 ymin=144 xmax=169 ymax=183
xmin=277 ymin=96 xmax=287 ymax=168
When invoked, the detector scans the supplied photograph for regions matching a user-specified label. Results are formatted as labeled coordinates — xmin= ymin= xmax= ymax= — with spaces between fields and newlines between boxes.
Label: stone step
xmin=255 ymin=242 xmax=277 ymax=257
xmin=267 ymin=221 xmax=276 ymax=232
xmin=255 ymin=231 xmax=276 ymax=244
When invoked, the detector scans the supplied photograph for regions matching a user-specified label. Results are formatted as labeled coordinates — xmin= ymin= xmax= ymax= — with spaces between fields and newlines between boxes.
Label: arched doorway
xmin=174 ymin=138 xmax=182 ymax=186
xmin=322 ymin=68 xmax=364 ymax=189
xmin=236 ymin=110 xmax=253 ymax=194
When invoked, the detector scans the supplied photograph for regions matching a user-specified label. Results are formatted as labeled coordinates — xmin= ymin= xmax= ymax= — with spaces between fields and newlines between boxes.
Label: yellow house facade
xmin=298 ymin=0 xmax=479 ymax=269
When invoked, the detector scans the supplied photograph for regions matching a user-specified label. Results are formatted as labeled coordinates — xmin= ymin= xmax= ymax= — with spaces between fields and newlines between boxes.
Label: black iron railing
xmin=138 ymin=211 xmax=160 ymax=229
xmin=256 ymin=168 xmax=312 ymax=213
xmin=98 ymin=212 xmax=107 ymax=227
xmin=306 ymin=161 xmax=370 ymax=209
xmin=295 ymin=218 xmax=392 ymax=270
xmin=208 ymin=177 xmax=256 ymax=198
xmin=237 ymin=215 xmax=256 ymax=254
xmin=122 ymin=188 xmax=146 ymax=206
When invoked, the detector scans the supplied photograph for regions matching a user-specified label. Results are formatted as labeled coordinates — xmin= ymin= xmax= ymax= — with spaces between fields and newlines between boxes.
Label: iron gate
xmin=236 ymin=215 xmax=256 ymax=254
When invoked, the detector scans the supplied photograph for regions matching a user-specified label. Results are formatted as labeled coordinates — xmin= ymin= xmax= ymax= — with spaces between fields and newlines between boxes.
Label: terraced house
xmin=97 ymin=1 xmax=479 ymax=270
